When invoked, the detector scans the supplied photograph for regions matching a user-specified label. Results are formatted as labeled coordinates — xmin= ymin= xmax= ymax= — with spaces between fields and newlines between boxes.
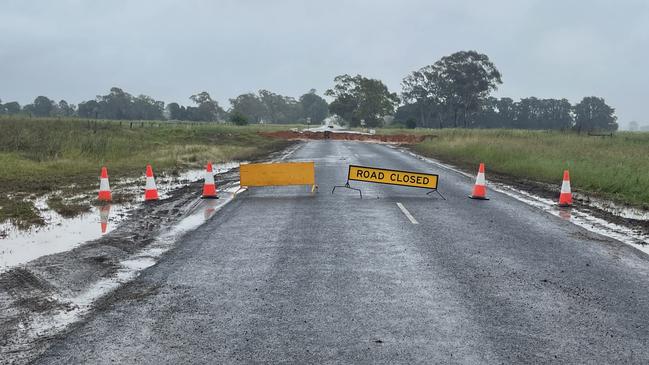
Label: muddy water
xmin=581 ymin=197 xmax=649 ymax=221
xmin=0 ymin=202 xmax=132 ymax=271
xmin=0 ymin=162 xmax=241 ymax=272
xmin=112 ymin=162 xmax=241 ymax=201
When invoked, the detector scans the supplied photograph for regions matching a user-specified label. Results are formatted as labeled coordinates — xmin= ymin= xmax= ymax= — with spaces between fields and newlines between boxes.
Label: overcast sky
xmin=1 ymin=0 xmax=647 ymax=126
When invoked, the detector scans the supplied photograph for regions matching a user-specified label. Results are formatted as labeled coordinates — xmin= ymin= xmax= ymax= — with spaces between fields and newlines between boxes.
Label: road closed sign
xmin=347 ymin=165 xmax=438 ymax=189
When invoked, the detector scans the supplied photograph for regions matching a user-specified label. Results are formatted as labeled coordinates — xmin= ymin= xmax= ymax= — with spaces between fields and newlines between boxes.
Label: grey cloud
xmin=1 ymin=0 xmax=647 ymax=124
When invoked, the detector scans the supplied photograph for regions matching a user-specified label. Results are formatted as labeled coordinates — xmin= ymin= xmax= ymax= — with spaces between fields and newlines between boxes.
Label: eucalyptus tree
xmin=326 ymin=74 xmax=399 ymax=127
xmin=401 ymin=50 xmax=502 ymax=128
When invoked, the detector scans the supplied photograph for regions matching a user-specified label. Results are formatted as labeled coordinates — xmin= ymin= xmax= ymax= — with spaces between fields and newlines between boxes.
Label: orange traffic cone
xmin=202 ymin=162 xmax=218 ymax=199
xmin=558 ymin=170 xmax=572 ymax=207
xmin=469 ymin=163 xmax=489 ymax=200
xmin=144 ymin=164 xmax=159 ymax=201
xmin=99 ymin=204 xmax=111 ymax=234
xmin=98 ymin=167 xmax=111 ymax=202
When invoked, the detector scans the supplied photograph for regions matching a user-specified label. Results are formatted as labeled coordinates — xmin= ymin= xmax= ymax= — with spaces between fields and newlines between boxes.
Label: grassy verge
xmin=0 ymin=117 xmax=295 ymax=228
xmin=408 ymin=129 xmax=649 ymax=208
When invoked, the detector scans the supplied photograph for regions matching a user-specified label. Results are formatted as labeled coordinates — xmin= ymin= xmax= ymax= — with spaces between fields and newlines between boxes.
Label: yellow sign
xmin=240 ymin=162 xmax=316 ymax=190
xmin=347 ymin=165 xmax=438 ymax=189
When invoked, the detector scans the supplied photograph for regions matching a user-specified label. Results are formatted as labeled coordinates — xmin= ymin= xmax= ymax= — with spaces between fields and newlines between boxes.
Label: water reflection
xmin=558 ymin=207 xmax=572 ymax=221
xmin=99 ymin=204 xmax=111 ymax=234
xmin=203 ymin=199 xmax=218 ymax=220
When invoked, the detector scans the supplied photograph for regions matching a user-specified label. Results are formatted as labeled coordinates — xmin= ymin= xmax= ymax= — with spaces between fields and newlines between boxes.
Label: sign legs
xmin=332 ymin=181 xmax=363 ymax=199
xmin=426 ymin=189 xmax=446 ymax=200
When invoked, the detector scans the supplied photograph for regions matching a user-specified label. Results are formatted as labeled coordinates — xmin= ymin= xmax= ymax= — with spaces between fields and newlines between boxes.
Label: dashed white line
xmin=396 ymin=202 xmax=419 ymax=225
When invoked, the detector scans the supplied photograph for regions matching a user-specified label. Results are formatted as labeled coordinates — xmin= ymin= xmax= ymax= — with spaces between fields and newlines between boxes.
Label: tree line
xmin=0 ymin=88 xmax=329 ymax=125
xmin=0 ymin=50 xmax=618 ymax=131
xmin=396 ymin=95 xmax=617 ymax=131
xmin=323 ymin=50 xmax=617 ymax=131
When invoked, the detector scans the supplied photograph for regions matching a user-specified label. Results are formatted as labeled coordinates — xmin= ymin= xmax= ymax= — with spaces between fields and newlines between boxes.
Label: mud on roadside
xmin=491 ymin=173 xmax=649 ymax=234
xmin=0 ymin=172 xmax=233 ymax=363
xmin=401 ymin=146 xmax=649 ymax=240
xmin=0 ymin=144 xmax=297 ymax=364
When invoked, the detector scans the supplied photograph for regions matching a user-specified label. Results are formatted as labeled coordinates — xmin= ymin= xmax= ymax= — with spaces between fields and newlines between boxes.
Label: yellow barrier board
xmin=348 ymin=165 xmax=438 ymax=189
xmin=240 ymin=162 xmax=316 ymax=188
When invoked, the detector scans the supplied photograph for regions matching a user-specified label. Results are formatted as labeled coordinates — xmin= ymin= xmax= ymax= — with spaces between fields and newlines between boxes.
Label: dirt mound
xmin=261 ymin=130 xmax=431 ymax=144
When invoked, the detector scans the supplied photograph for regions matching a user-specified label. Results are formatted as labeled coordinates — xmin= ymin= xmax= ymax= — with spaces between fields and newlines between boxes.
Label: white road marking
xmin=396 ymin=202 xmax=419 ymax=225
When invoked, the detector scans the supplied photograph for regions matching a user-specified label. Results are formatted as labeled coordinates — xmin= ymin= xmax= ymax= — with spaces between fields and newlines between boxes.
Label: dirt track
xmin=260 ymin=130 xmax=430 ymax=144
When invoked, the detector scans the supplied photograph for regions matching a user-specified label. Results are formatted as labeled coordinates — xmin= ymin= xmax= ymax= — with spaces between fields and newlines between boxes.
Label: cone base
xmin=201 ymin=195 xmax=219 ymax=199
xmin=98 ymin=195 xmax=112 ymax=202
xmin=202 ymin=184 xmax=217 ymax=199
xmin=558 ymin=203 xmax=572 ymax=207
xmin=144 ymin=190 xmax=159 ymax=201
xmin=469 ymin=195 xmax=489 ymax=200
xmin=559 ymin=193 xmax=572 ymax=207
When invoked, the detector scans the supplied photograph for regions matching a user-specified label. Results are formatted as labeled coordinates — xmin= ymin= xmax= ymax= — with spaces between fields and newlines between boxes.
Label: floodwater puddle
xmin=0 ymin=162 xmax=241 ymax=273
xmin=23 ymin=184 xmax=241 ymax=342
xmin=0 ymin=200 xmax=132 ymax=272
xmin=111 ymin=161 xmax=241 ymax=201
xmin=580 ymin=196 xmax=649 ymax=221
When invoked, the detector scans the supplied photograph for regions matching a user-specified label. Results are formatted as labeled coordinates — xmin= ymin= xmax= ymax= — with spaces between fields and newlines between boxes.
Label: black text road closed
xmin=348 ymin=165 xmax=438 ymax=189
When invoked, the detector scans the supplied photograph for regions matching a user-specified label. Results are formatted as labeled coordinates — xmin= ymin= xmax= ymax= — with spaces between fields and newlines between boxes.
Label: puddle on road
xmin=0 ymin=162 xmax=241 ymax=273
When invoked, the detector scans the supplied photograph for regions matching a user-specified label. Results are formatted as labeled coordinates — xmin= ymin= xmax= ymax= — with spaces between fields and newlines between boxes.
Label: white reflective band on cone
xmin=204 ymin=172 xmax=215 ymax=185
xmin=475 ymin=172 xmax=486 ymax=186
xmin=145 ymin=176 xmax=156 ymax=190
xmin=561 ymin=180 xmax=571 ymax=193
xmin=100 ymin=178 xmax=110 ymax=191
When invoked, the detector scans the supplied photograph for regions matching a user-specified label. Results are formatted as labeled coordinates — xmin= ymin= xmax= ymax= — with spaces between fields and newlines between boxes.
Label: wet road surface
xmin=36 ymin=141 xmax=649 ymax=363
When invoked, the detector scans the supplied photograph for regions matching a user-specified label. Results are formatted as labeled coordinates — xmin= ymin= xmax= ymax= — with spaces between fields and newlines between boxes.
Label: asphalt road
xmin=36 ymin=141 xmax=649 ymax=364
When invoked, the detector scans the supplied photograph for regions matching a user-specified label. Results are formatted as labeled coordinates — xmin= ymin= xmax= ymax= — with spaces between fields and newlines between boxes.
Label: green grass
xmin=409 ymin=129 xmax=649 ymax=208
xmin=46 ymin=195 xmax=94 ymax=218
xmin=0 ymin=196 xmax=44 ymax=229
xmin=0 ymin=117 xmax=294 ymax=227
